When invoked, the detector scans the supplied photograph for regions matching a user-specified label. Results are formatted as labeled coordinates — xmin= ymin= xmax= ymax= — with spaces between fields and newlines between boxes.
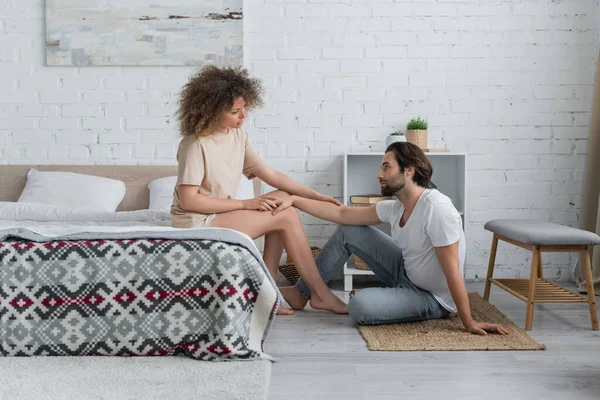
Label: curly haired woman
xmin=171 ymin=65 xmax=348 ymax=315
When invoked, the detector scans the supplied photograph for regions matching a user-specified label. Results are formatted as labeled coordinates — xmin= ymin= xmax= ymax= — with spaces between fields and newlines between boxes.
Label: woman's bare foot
xmin=276 ymin=304 xmax=295 ymax=315
xmin=279 ymin=286 xmax=308 ymax=310
xmin=280 ymin=286 xmax=348 ymax=315
xmin=310 ymin=294 xmax=348 ymax=315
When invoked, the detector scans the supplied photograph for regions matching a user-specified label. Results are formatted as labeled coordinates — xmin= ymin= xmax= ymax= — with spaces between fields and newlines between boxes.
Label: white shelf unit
xmin=342 ymin=152 xmax=468 ymax=291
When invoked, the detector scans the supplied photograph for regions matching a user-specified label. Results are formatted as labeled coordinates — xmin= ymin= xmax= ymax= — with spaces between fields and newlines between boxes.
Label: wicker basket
xmin=279 ymin=249 xmax=370 ymax=282
xmin=405 ymin=129 xmax=428 ymax=149
xmin=285 ymin=246 xmax=321 ymax=265
xmin=352 ymin=254 xmax=371 ymax=271
xmin=279 ymin=246 xmax=321 ymax=285
xmin=278 ymin=263 xmax=300 ymax=285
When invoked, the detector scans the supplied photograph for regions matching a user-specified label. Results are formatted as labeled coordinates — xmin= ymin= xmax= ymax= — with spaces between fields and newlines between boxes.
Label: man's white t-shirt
xmin=375 ymin=189 xmax=465 ymax=312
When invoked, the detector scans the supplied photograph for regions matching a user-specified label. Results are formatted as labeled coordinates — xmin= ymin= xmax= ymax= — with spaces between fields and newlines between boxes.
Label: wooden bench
xmin=483 ymin=219 xmax=599 ymax=331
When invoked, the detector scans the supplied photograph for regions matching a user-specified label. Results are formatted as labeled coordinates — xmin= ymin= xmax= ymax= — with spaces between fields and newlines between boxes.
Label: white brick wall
xmin=0 ymin=0 xmax=599 ymax=281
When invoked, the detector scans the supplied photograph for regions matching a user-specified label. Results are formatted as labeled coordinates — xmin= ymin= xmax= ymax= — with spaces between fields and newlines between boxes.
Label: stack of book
xmin=349 ymin=194 xmax=392 ymax=207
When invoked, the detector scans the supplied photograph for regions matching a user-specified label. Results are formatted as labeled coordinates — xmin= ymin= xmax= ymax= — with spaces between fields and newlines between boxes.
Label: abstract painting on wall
xmin=46 ymin=0 xmax=242 ymax=67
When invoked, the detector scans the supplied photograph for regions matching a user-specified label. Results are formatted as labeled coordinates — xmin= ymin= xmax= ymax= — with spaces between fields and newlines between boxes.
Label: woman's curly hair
xmin=176 ymin=65 xmax=264 ymax=137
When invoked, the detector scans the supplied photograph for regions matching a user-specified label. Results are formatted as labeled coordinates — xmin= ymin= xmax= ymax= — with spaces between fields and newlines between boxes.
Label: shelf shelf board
xmin=344 ymin=263 xmax=375 ymax=276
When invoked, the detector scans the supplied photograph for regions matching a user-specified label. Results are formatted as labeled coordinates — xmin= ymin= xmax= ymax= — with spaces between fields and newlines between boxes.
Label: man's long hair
xmin=385 ymin=142 xmax=433 ymax=188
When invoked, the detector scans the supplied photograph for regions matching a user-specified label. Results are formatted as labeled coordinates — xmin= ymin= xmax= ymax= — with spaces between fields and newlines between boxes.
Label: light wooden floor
xmin=266 ymin=281 xmax=600 ymax=400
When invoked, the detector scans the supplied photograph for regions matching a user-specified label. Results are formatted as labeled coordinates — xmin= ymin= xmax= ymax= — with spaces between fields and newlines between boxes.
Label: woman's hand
xmin=311 ymin=191 xmax=342 ymax=206
xmin=272 ymin=195 xmax=296 ymax=215
xmin=242 ymin=195 xmax=278 ymax=211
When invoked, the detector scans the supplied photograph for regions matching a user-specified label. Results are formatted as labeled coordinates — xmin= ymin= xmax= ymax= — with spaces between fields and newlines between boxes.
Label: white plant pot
xmin=386 ymin=135 xmax=407 ymax=147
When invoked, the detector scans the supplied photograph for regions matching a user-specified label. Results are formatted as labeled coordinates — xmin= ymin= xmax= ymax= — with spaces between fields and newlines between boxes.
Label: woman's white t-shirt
xmin=375 ymin=189 xmax=465 ymax=312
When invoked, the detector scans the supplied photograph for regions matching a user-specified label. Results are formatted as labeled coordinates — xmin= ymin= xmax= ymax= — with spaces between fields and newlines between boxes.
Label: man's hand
xmin=272 ymin=195 xmax=295 ymax=215
xmin=465 ymin=321 xmax=509 ymax=336
xmin=311 ymin=191 xmax=342 ymax=206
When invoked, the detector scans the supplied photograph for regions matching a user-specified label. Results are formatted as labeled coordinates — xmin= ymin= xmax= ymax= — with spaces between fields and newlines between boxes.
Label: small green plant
xmin=406 ymin=117 xmax=428 ymax=130
xmin=390 ymin=130 xmax=404 ymax=136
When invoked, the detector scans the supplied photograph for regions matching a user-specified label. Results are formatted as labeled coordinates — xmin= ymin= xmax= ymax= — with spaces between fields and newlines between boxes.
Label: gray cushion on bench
xmin=484 ymin=219 xmax=600 ymax=246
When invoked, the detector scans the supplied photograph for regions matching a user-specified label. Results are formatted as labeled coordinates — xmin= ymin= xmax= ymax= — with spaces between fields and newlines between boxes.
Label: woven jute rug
xmin=358 ymin=292 xmax=546 ymax=351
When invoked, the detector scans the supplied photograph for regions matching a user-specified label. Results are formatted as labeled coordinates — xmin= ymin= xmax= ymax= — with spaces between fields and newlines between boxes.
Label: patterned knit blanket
xmin=0 ymin=228 xmax=279 ymax=361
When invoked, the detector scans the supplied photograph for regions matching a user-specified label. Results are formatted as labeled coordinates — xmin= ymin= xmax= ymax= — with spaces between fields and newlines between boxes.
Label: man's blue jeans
xmin=295 ymin=225 xmax=450 ymax=325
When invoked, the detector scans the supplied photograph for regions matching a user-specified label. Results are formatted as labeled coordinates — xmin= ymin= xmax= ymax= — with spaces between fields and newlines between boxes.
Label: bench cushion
xmin=484 ymin=219 xmax=600 ymax=246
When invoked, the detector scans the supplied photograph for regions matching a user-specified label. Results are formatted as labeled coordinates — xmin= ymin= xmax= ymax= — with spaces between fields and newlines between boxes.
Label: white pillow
xmin=148 ymin=176 xmax=177 ymax=212
xmin=17 ymin=168 xmax=126 ymax=212
xmin=148 ymin=176 xmax=257 ymax=212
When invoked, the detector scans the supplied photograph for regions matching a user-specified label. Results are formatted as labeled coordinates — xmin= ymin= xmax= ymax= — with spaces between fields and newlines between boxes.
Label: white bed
xmin=0 ymin=165 xmax=274 ymax=400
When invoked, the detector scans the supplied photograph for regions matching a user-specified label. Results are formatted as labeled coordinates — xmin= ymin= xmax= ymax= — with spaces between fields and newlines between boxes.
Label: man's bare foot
xmin=279 ymin=286 xmax=308 ymax=310
xmin=310 ymin=294 xmax=348 ymax=315
xmin=276 ymin=304 xmax=295 ymax=315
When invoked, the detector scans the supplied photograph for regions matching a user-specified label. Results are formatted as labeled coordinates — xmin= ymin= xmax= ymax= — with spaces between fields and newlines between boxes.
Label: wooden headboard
xmin=0 ymin=165 xmax=178 ymax=211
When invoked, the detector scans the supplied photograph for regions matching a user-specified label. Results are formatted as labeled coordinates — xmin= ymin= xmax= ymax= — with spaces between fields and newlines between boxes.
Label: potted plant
xmin=405 ymin=117 xmax=428 ymax=149
xmin=385 ymin=130 xmax=407 ymax=146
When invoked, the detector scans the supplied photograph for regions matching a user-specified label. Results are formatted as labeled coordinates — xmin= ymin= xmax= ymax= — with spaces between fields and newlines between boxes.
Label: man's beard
xmin=380 ymin=182 xmax=404 ymax=196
